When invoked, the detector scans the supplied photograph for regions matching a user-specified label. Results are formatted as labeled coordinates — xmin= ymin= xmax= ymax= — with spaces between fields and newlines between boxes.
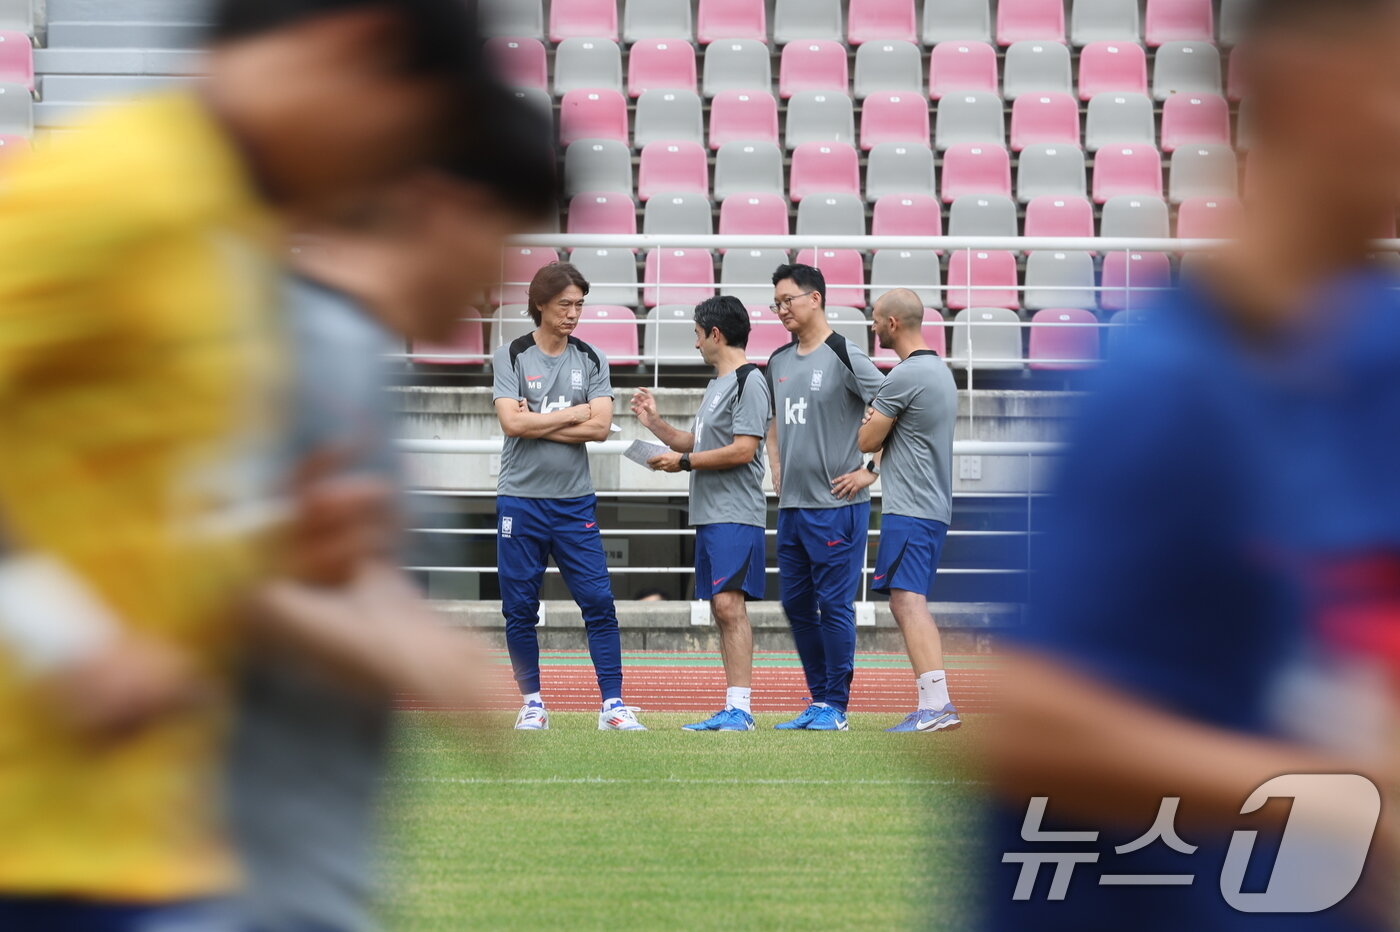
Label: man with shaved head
xmin=859 ymin=290 xmax=960 ymax=733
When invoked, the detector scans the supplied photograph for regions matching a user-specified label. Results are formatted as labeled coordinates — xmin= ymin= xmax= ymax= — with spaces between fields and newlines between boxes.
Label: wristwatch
xmin=866 ymin=460 xmax=879 ymax=475
xmin=680 ymin=453 xmax=693 ymax=472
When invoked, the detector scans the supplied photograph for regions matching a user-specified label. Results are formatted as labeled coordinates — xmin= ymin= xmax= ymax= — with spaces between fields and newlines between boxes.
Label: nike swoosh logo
xmin=585 ymin=522 xmax=597 ymax=529
xmin=916 ymin=715 xmax=946 ymax=732
xmin=712 ymin=577 xmax=726 ymax=586
xmin=778 ymin=377 xmax=789 ymax=382
xmin=873 ymin=574 xmax=885 ymax=580
xmin=826 ymin=540 xmax=844 ymax=547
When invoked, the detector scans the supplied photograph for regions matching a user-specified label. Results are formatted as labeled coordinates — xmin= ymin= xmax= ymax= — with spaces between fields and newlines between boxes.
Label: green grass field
xmin=381 ymin=712 xmax=987 ymax=931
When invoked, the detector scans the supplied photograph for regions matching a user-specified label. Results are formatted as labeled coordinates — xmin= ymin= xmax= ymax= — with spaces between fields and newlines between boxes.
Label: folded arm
xmin=494 ymin=397 xmax=591 ymax=439
xmin=538 ymin=397 xmax=614 ymax=444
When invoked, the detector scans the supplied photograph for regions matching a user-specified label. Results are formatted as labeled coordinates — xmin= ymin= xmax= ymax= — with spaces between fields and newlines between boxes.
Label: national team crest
xmin=571 ymin=368 xmax=584 ymax=390
xmin=810 ymin=369 xmax=824 ymax=391
xmin=501 ymin=516 xmax=513 ymax=538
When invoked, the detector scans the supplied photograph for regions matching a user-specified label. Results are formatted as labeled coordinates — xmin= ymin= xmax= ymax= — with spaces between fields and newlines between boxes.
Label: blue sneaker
xmin=774 ymin=703 xmax=822 ymax=730
xmin=683 ymin=708 xmax=755 ymax=731
xmin=885 ymin=705 xmax=962 ymax=733
xmin=806 ymin=706 xmax=849 ymax=731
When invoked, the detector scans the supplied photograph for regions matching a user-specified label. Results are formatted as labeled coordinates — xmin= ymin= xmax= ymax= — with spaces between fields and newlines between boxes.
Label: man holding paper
xmin=631 ymin=296 xmax=771 ymax=731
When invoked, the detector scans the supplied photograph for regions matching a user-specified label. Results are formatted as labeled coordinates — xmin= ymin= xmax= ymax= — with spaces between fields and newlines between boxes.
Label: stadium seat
xmin=785 ymin=91 xmax=856 ymax=150
xmin=410 ymin=310 xmax=487 ymax=365
xmin=624 ymin=0 xmax=694 ymax=43
xmin=569 ymin=248 xmax=641 ymax=307
xmin=1024 ymin=251 xmax=1097 ymax=310
xmin=713 ymin=141 xmax=785 ymax=200
xmin=703 ymin=40 xmax=771 ymax=97
xmin=644 ymin=249 xmax=716 ymax=307
xmin=1153 ymin=41 xmax=1222 ymax=100
xmin=644 ymin=194 xmax=714 ymax=235
xmin=873 ymin=309 xmax=947 ymax=367
xmin=709 ymin=90 xmax=779 ymax=149
xmin=1218 ymin=0 xmax=1248 ymax=46
xmin=486 ymin=38 xmax=548 ymax=91
xmin=1010 ymin=93 xmax=1079 ymax=151
xmin=628 ymin=39 xmax=697 ymax=97
xmin=946 ymin=250 xmax=1019 ymax=310
xmin=935 ymin=92 xmax=1005 ymax=150
xmin=848 ymin=0 xmax=918 ymax=45
xmin=825 ymin=306 xmax=871 ymax=349
xmin=559 ymin=89 xmax=628 ymax=146
xmin=572 ymin=306 xmax=641 ymax=365
xmin=0 ymin=31 xmax=28 ymax=94
xmin=1078 ymin=41 xmax=1149 ymax=101
xmin=1100 ymin=195 xmax=1170 ymax=238
xmin=1002 ymin=41 xmax=1072 ymax=100
xmin=941 ymin=143 xmax=1012 ymax=203
xmin=1169 ymin=145 xmax=1237 ymax=203
xmin=645 ymin=304 xmax=702 ymax=366
xmin=779 ymin=40 xmax=849 ymax=99
xmin=722 ymin=248 xmax=791 ymax=307
xmin=745 ymin=305 xmax=795 ymax=362
xmin=996 ymin=0 xmax=1065 ymax=46
xmin=796 ymin=194 xmax=867 ymax=236
xmin=510 ymin=87 xmax=555 ymax=130
xmin=719 ymin=193 xmax=790 ymax=238
xmin=634 ymin=89 xmax=705 ymax=148
xmin=1226 ymin=48 xmax=1247 ymax=102
xmin=1024 ymin=195 xmax=1095 ymax=240
xmin=923 ymin=0 xmax=992 ymax=45
xmin=870 ymin=250 xmax=943 ymax=307
xmin=637 ymin=141 xmax=709 ymax=201
xmin=492 ymin=304 xmax=538 ymax=348
xmin=1176 ymin=195 xmax=1241 ymax=239
xmin=564 ymin=139 xmax=633 ymax=196
xmin=928 ymin=41 xmax=999 ymax=101
xmin=1029 ymin=308 xmax=1101 ymax=370
xmin=774 ymin=0 xmax=843 ymax=45
xmin=697 ymin=0 xmax=766 ymax=44
xmin=494 ymin=247 xmax=559 ymax=305
xmin=480 ymin=0 xmax=544 ymax=38
xmin=553 ymin=39 xmax=623 ymax=97
xmin=1070 ymin=0 xmax=1141 ymax=46
xmin=949 ymin=194 xmax=1018 ymax=238
xmin=1145 ymin=0 xmax=1213 ymax=47
xmin=1159 ymin=93 xmax=1230 ymax=153
xmin=550 ymin=0 xmax=619 ymax=42
xmin=1100 ymin=251 xmax=1172 ymax=310
xmin=1093 ymin=145 xmax=1164 ymax=203
xmin=860 ymin=92 xmax=930 ymax=150
xmin=1017 ymin=143 xmax=1087 ymax=203
xmin=853 ymin=40 xmax=923 ymax=99
xmin=1085 ymin=92 xmax=1155 ymax=152
xmin=567 ymin=192 xmax=637 ymax=237
xmin=865 ymin=143 xmax=937 ymax=202
xmin=947 ymin=307 xmax=1023 ymax=369
xmin=796 ymin=248 xmax=866 ymax=307
xmin=871 ymin=194 xmax=943 ymax=238
xmin=788 ymin=141 xmax=860 ymax=202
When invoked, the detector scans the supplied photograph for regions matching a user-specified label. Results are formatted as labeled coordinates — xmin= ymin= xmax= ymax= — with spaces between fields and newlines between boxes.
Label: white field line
xmin=390 ymin=776 xmax=987 ymax=788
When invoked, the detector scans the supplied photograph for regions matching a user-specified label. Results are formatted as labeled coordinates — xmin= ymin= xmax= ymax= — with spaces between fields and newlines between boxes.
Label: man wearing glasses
xmin=765 ymin=264 xmax=885 ymax=731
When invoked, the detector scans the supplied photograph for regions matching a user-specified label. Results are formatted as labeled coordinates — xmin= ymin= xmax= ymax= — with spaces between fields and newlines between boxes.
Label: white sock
xmin=916 ymin=671 xmax=950 ymax=711
xmin=813 ymin=701 xmax=830 ymax=709
xmin=725 ymin=687 xmax=752 ymax=713
xmin=523 ymin=692 xmax=543 ymax=706
xmin=602 ymin=696 xmax=623 ymax=710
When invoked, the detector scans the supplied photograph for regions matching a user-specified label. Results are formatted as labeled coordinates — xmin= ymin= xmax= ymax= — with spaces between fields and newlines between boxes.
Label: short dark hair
xmin=692 ymin=295 xmax=751 ymax=349
xmin=526 ymin=262 xmax=589 ymax=325
xmin=441 ymin=82 xmax=558 ymax=221
xmin=771 ymin=263 xmax=826 ymax=309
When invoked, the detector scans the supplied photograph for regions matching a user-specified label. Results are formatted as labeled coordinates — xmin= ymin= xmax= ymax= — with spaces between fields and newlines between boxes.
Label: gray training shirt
xmin=492 ymin=334 xmax=614 ymax=499
xmin=767 ymin=333 xmax=885 ymax=510
xmin=689 ymin=366 xmax=771 ymax=528
xmin=871 ymin=350 xmax=958 ymax=524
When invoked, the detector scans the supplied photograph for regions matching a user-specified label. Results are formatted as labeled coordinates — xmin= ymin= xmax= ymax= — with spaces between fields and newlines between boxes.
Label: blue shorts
xmin=872 ymin=515 xmax=949 ymax=599
xmin=694 ymin=523 xmax=767 ymax=600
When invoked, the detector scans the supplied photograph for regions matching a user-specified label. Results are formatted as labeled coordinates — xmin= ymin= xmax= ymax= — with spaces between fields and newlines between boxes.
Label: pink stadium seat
xmin=779 ymin=40 xmax=849 ymax=99
xmin=549 ymin=0 xmax=618 ymax=42
xmin=719 ymin=193 xmax=791 ymax=238
xmin=928 ymin=41 xmax=998 ymax=101
xmin=947 ymin=250 xmax=1019 ymax=310
xmin=709 ymin=90 xmax=779 ymax=149
xmin=1100 ymin=251 xmax=1172 ymax=311
xmin=1024 ymin=195 xmax=1094 ymax=240
xmin=567 ymin=192 xmax=637 ymax=236
xmin=874 ymin=311 xmax=947 ymax=368
xmin=628 ymin=39 xmax=697 ymax=97
xmin=848 ymin=0 xmax=917 ymax=45
xmin=860 ymin=92 xmax=930 ymax=151
xmin=996 ymin=0 xmax=1065 ymax=46
xmin=1176 ymin=196 xmax=1241 ymax=239
xmin=0 ymin=32 xmax=31 ymax=94
xmin=486 ymin=37 xmax=547 ymax=91
xmin=1160 ymin=93 xmax=1230 ymax=153
xmin=559 ymin=88 xmax=629 ymax=146
xmin=940 ymin=144 xmax=1012 ymax=203
xmin=1010 ymin=93 xmax=1079 ymax=152
xmin=745 ymin=306 xmax=793 ymax=362
xmin=1145 ymin=0 xmax=1213 ymax=47
xmin=410 ymin=310 xmax=486 ymax=365
xmin=789 ymin=141 xmax=861 ymax=202
xmin=645 ymin=248 xmax=717 ymax=307
xmin=494 ymin=247 xmax=559 ymax=304
xmin=1227 ymin=50 xmax=1246 ymax=102
xmin=796 ymin=248 xmax=866 ymax=307
xmin=1029 ymin=308 xmax=1100 ymax=370
xmin=1092 ymin=145 xmax=1163 ymax=204
xmin=1077 ymin=41 xmax=1148 ymax=101
xmin=697 ymin=0 xmax=767 ymax=44
xmin=871 ymin=193 xmax=943 ymax=237
xmin=572 ymin=306 xmax=640 ymax=365
xmin=637 ymin=141 xmax=709 ymax=201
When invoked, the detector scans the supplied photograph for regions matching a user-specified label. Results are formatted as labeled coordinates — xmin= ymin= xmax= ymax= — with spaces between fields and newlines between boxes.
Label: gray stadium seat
xmin=722 ymin=248 xmax=791 ymax=306
xmin=1024 ymin=251 xmax=1097 ymax=310
xmin=1100 ymin=195 xmax=1170 ymax=239
xmin=853 ymin=40 xmax=923 ymax=99
xmin=924 ymin=0 xmax=992 ymax=45
xmin=569 ymin=248 xmax=641 ymax=307
xmin=1153 ymin=42 xmax=1223 ymax=101
xmin=634 ymin=89 xmax=704 ymax=148
xmin=935 ymin=92 xmax=1005 ymax=150
xmin=949 ymin=194 xmax=1018 ymax=238
xmin=702 ymin=40 xmax=771 ymax=98
xmin=1070 ymin=0 xmax=1140 ymax=46
xmin=624 ymin=0 xmax=694 ymax=43
xmin=825 ymin=306 xmax=871 ymax=349
xmin=644 ymin=305 xmax=703 ymax=365
xmin=948 ymin=307 xmax=1024 ymax=371
xmin=0 ymin=83 xmax=32 ymax=137
xmin=480 ymin=0 xmax=544 ymax=38
xmin=643 ymin=194 xmax=715 ymax=235
xmin=796 ymin=194 xmax=867 ymax=236
xmin=713 ymin=141 xmax=785 ymax=201
xmin=564 ymin=139 xmax=633 ymax=196
xmin=0 ymin=0 xmax=33 ymax=35
xmin=865 ymin=143 xmax=937 ymax=203
xmin=553 ymin=38 xmax=623 ymax=96
xmin=774 ymin=0 xmax=843 ymax=45
xmin=870 ymin=250 xmax=943 ymax=307
xmin=785 ymin=91 xmax=856 ymax=150
xmin=1169 ymin=145 xmax=1238 ymax=204
xmin=492 ymin=304 xmax=537 ymax=348
xmin=1085 ymin=92 xmax=1156 ymax=152
xmin=1219 ymin=0 xmax=1248 ymax=46
xmin=1002 ymin=41 xmax=1072 ymax=100
xmin=1017 ymin=144 xmax=1087 ymax=203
